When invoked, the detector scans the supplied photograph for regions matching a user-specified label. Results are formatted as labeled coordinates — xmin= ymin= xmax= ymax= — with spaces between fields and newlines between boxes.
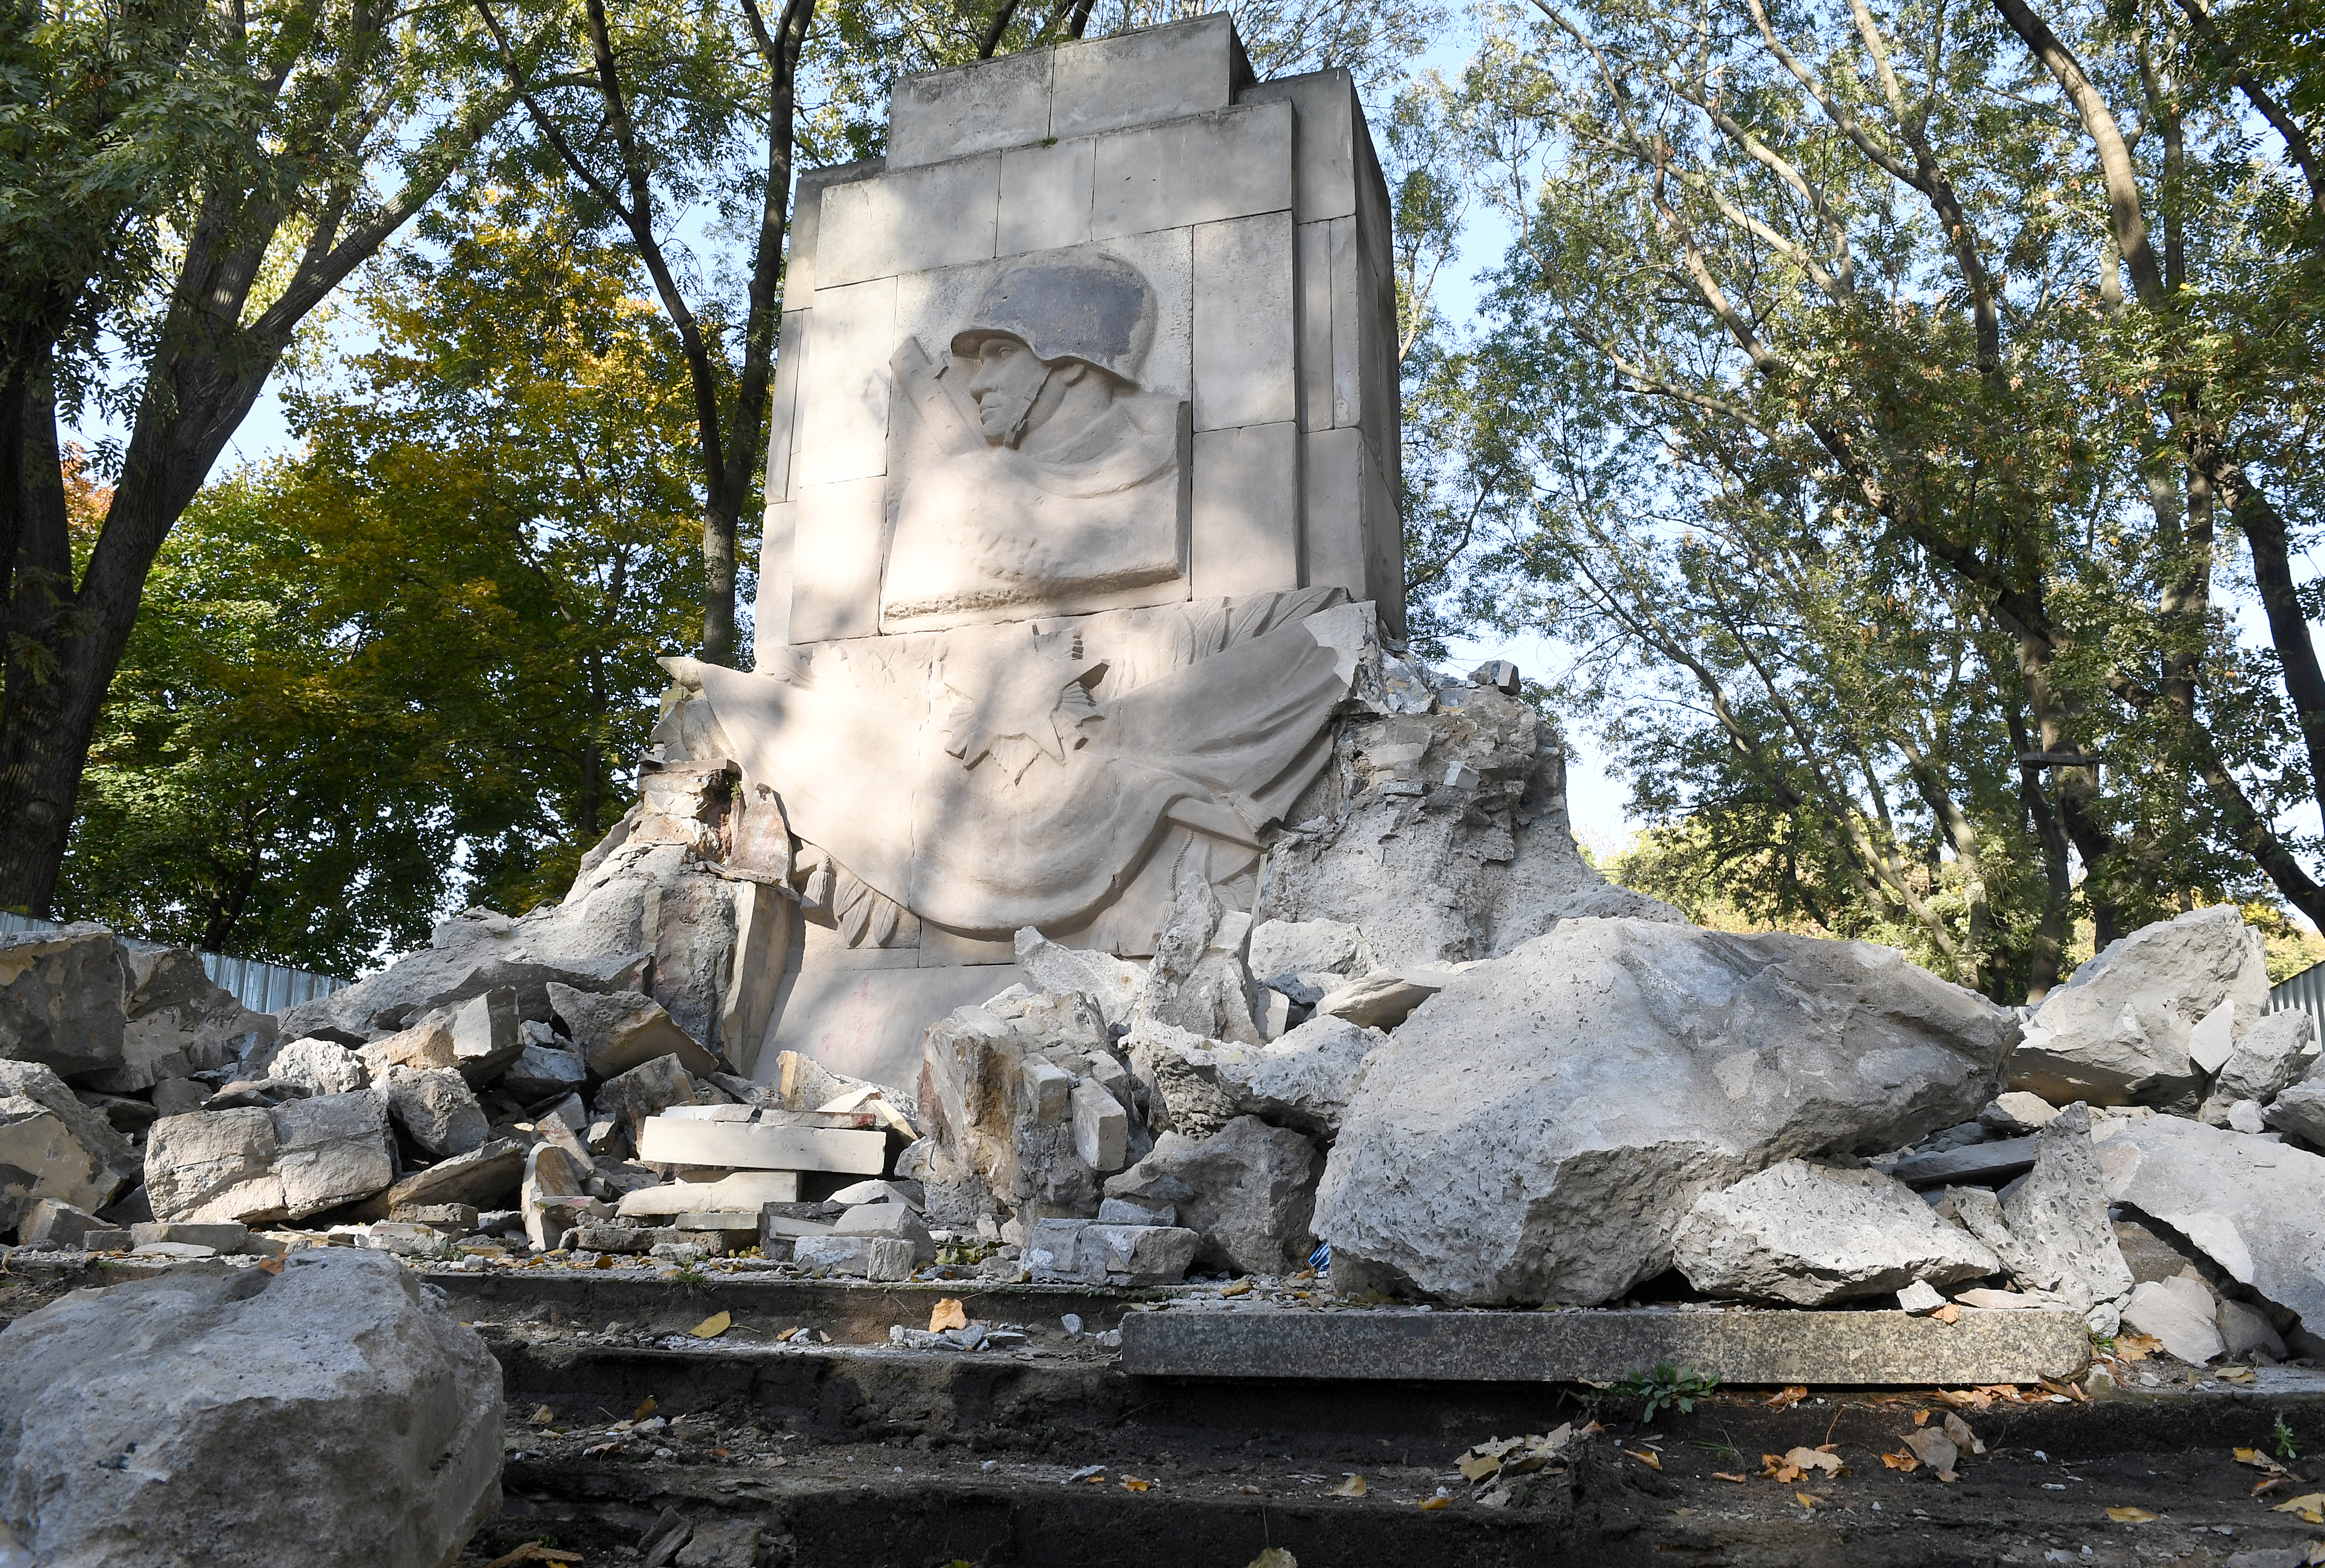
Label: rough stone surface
xmin=1014 ymin=929 xmax=1146 ymax=1030
xmin=1137 ymin=874 xmax=1262 ymax=1046
xmin=1025 ymin=1217 xmax=1199 ymax=1285
xmin=0 ymin=1248 xmax=501 ymax=1565
xmin=919 ymin=989 xmax=1114 ymax=1225
xmin=2218 ymin=1296 xmax=2288 ymax=1359
xmin=1311 ymin=968 xmax=1448 ymax=1030
xmin=595 ymin=1054 xmax=716 ymax=1148
xmin=382 ymin=1139 xmax=526 ymax=1212
xmin=1261 ymin=687 xmax=1685 ymax=967
xmin=95 ymin=946 xmax=272 ymax=1093
xmin=272 ymin=1091 xmax=396 ymax=1218
xmin=1104 ymin=1114 xmax=1319 ymax=1275
xmin=0 ymin=924 xmax=126 ymax=1078
xmin=2201 ymin=1008 xmax=2313 ymax=1125
xmin=2096 ymin=1113 xmax=2325 ymax=1331
xmin=383 ymin=1067 xmax=489 ymax=1159
xmin=2007 ymin=907 xmax=2269 ymax=1107
xmin=1133 ymin=1013 xmax=1381 ymax=1141
xmin=502 ymin=1042 xmax=589 ymax=1103
xmin=2266 ymin=1073 xmax=2325 ymax=1147
xmin=548 ymin=980 xmax=716 ymax=1078
xmin=793 ymin=1234 xmax=913 ymax=1280
xmin=1246 ymin=918 xmax=1373 ymax=1001
xmin=0 ymin=1059 xmax=136 ymax=1217
xmin=144 ymin=1108 xmax=284 ymax=1224
xmin=2122 ymin=1274 xmax=2226 ymax=1363
xmin=1980 ymin=1091 xmax=2059 ymax=1135
xmin=1948 ymin=1106 xmax=2134 ymax=1312
xmin=1313 ymin=916 xmax=2021 ymax=1306
xmin=1670 ymin=1160 xmax=1999 ymax=1306
xmin=1124 ymin=1018 xmax=1241 ymax=1141
xmin=261 ymin=1036 xmax=370 ymax=1095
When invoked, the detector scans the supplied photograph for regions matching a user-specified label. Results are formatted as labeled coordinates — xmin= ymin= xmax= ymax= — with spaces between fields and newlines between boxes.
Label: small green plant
xmin=2090 ymin=1330 xmax=2118 ymax=1357
xmin=668 ymin=1263 xmax=709 ymax=1291
xmin=936 ymin=1239 xmax=996 ymax=1267
xmin=1612 ymin=1362 xmax=1720 ymax=1422
xmin=2274 ymin=1418 xmax=2300 ymax=1460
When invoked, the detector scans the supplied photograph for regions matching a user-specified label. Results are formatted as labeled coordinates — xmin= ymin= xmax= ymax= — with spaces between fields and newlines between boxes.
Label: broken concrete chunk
xmin=834 ymin=1201 xmax=934 ymax=1261
xmin=2201 ymin=1008 xmax=2313 ymax=1125
xmin=1105 ymin=1115 xmax=1319 ymax=1277
xmin=1982 ymin=1104 xmax=2134 ymax=1312
xmin=2218 ymin=1296 xmax=2288 ymax=1359
xmin=1013 ymin=929 xmax=1146 ymax=1029
xmin=919 ymin=993 xmax=1112 ymax=1226
xmin=2123 ymin=1274 xmax=2225 ymax=1363
xmin=1124 ymin=1018 xmax=1241 ymax=1141
xmin=0 ymin=1059 xmax=134 ymax=1216
xmin=1020 ymin=1056 xmax=1074 ymax=1123
xmin=634 ymin=1116 xmax=886 ymax=1174
xmin=2008 ymin=907 xmax=2268 ymax=1106
xmin=380 ymin=1137 xmax=526 ymax=1212
xmin=793 ymin=1234 xmax=913 ymax=1280
xmin=260 ymin=1037 xmax=370 ymax=1096
xmin=1071 ymin=1077 xmax=1129 ymax=1173
xmin=1314 ymin=917 xmax=2021 ymax=1306
xmin=17 ymin=1198 xmax=102 ymax=1249
xmin=0 ymin=924 xmax=127 ymax=1078
xmin=272 ymin=1091 xmax=396 ymax=1219
xmin=1897 ymin=1280 xmax=1948 ymax=1315
xmin=1024 ymin=1217 xmax=1199 ymax=1286
xmin=447 ymin=987 xmax=523 ymax=1083
xmin=521 ymin=1142 xmax=589 ymax=1251
xmin=1148 ymin=1014 xmax=1383 ymax=1141
xmin=548 ymin=980 xmax=716 ymax=1078
xmin=0 ymin=1248 xmax=501 ymax=1565
xmin=383 ymin=1067 xmax=488 ymax=1159
xmin=1138 ymin=874 xmax=1263 ymax=1046
xmin=502 ymin=1042 xmax=589 ymax=1103
xmin=1670 ymin=1161 xmax=1999 ymax=1306
xmin=2266 ymin=1074 xmax=2325 ymax=1147
xmin=1891 ymin=1136 xmax=2040 ymax=1188
xmin=144 ymin=1107 xmax=285 ymax=1224
xmin=615 ymin=1172 xmax=802 ymax=1219
xmin=130 ymin=1220 xmax=251 ymax=1252
xmin=1247 ymin=918 xmax=1374 ymax=999
xmin=595 ymin=1053 xmax=713 ymax=1148
xmin=363 ymin=1013 xmax=462 ymax=1076
xmin=1979 ymin=1092 xmax=2059 ymax=1135
xmin=2095 ymin=1113 xmax=2325 ymax=1330
xmin=1311 ymin=968 xmax=1448 ymax=1031
xmin=150 ymin=1078 xmax=208 ymax=1118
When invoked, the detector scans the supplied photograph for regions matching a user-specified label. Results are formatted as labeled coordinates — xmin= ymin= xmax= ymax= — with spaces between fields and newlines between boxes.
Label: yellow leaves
xmin=2235 ymin=1446 xmax=2292 ymax=1477
xmin=1221 ymin=1280 xmax=1253 ymax=1297
xmin=929 ymin=1298 xmax=968 ymax=1333
xmin=631 ymin=1396 xmax=656 ymax=1422
xmin=2106 ymin=1505 xmax=2160 ymax=1523
xmin=1765 ymin=1385 xmax=1809 ymax=1410
xmin=1881 ymin=1449 xmax=1920 ymax=1472
xmin=1419 ymin=1496 xmax=1451 ymax=1511
xmin=1759 ymin=1446 xmax=1845 ymax=1483
xmin=1122 ymin=1477 xmax=1151 ymax=1492
xmin=1327 ymin=1475 xmax=1368 ymax=1497
xmin=2272 ymin=1492 xmax=2325 ymax=1524
xmin=1624 ymin=1449 xmax=1662 ymax=1470
xmin=687 ymin=1311 xmax=730 ymax=1339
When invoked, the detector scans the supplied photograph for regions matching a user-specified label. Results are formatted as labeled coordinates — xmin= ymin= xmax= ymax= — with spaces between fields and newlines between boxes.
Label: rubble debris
xmin=1669 ymin=1160 xmax=1999 ymax=1306
xmin=2199 ymin=1009 xmax=2312 ymax=1126
xmin=1979 ymin=1092 xmax=2059 ymax=1135
xmin=1312 ymin=968 xmax=1451 ymax=1030
xmin=1025 ymin=1217 xmax=1201 ymax=1285
xmin=1137 ymin=873 xmax=1264 ymax=1045
xmin=0 ymin=1249 xmax=501 ymax=1565
xmin=259 ymin=1036 xmax=369 ymax=1095
xmin=1949 ymin=1105 xmax=2132 ymax=1313
xmin=2123 ymin=1274 xmax=2226 ymax=1363
xmin=1890 ymin=1136 xmax=2039 ymax=1188
xmin=794 ymin=1234 xmax=914 ymax=1279
xmin=0 ymin=923 xmax=129 ymax=1076
xmin=1247 ymin=917 xmax=1375 ymax=1008
xmin=503 ymin=1040 xmax=589 ymax=1102
xmin=634 ymin=1112 xmax=885 ymax=1173
xmin=2266 ymin=1066 xmax=2325 ymax=1146
xmin=0 ymin=1059 xmax=135 ymax=1219
xmin=919 ymin=987 xmax=1122 ymax=1226
xmin=379 ymin=1137 xmax=526 ymax=1211
xmin=1015 ymin=928 xmax=1146 ymax=1029
xmin=1104 ymin=1115 xmax=1319 ymax=1276
xmin=596 ymin=1053 xmax=720 ymax=1147
xmin=616 ymin=1172 xmax=802 ymax=1218
xmin=547 ymin=980 xmax=717 ymax=1077
xmin=2007 ymin=906 xmax=2269 ymax=1107
xmin=2095 ymin=1113 xmax=2325 ymax=1328
xmin=382 ymin=1066 xmax=488 ymax=1158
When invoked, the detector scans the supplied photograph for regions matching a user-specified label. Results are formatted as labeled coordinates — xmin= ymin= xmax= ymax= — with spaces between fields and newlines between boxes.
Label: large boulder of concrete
xmin=0 ymin=1060 xmax=136 ymax=1225
xmin=2200 ymin=1009 xmax=2312 ymax=1125
xmin=1670 ymin=1160 xmax=1999 ymax=1306
xmin=1949 ymin=1104 xmax=2133 ymax=1312
xmin=1133 ymin=1015 xmax=1384 ymax=1141
xmin=146 ymin=1092 xmax=395 ymax=1224
xmin=546 ymin=980 xmax=715 ymax=1077
xmin=0 ymin=924 xmax=126 ymax=1078
xmin=1137 ymin=875 xmax=1262 ymax=1046
xmin=1105 ymin=1115 xmax=1321 ymax=1276
xmin=918 ymin=988 xmax=1115 ymax=1227
xmin=2007 ymin=907 xmax=2269 ymax=1107
xmin=0 ymin=1249 xmax=501 ymax=1565
xmin=381 ymin=1068 xmax=488 ymax=1159
xmin=1247 ymin=918 xmax=1374 ymax=1005
xmin=1261 ymin=686 xmax=1684 ymax=967
xmin=1312 ymin=917 xmax=2019 ymax=1306
xmin=2095 ymin=1113 xmax=2325 ymax=1331
xmin=92 ymin=946 xmax=274 ymax=1093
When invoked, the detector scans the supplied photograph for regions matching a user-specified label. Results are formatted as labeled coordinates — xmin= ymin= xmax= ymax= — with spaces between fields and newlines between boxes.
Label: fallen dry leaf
xmin=2219 ymin=1367 xmax=2258 ymax=1384
xmin=1123 ymin=1478 xmax=1151 ymax=1492
xmin=483 ymin=1546 xmax=584 ymax=1568
xmin=1624 ymin=1449 xmax=1663 ymax=1470
xmin=2106 ymin=1505 xmax=2160 ymax=1524
xmin=1761 ymin=1454 xmax=1806 ymax=1484
xmin=1713 ymin=1472 xmax=1748 ymax=1484
xmin=2115 ymin=1333 xmax=2161 ymax=1362
xmin=2235 ymin=1447 xmax=2293 ymax=1476
xmin=1912 ymin=1410 xmax=1932 ymax=1427
xmin=689 ymin=1311 xmax=731 ymax=1340
xmin=1881 ymin=1450 xmax=1921 ymax=1472
xmin=1765 ymin=1385 xmax=1809 ymax=1410
xmin=2255 ymin=1476 xmax=2290 ymax=1496
xmin=1796 ymin=1492 xmax=1820 ymax=1510
xmin=1943 ymin=1413 xmax=1983 ymax=1455
xmin=777 ymin=1326 xmax=802 ymax=1342
xmin=1237 ymin=1484 xmax=1264 ymax=1495
xmin=1903 ymin=1429 xmax=1959 ymax=1474
xmin=1245 ymin=1552 xmax=1298 ymax=1568
xmin=1327 ymin=1475 xmax=1368 ymax=1497
xmin=1932 ymin=1304 xmax=1961 ymax=1325
xmin=631 ymin=1396 xmax=656 ymax=1422
xmin=1460 ymin=1453 xmax=1502 ymax=1482
xmin=257 ymin=1255 xmax=284 ymax=1276
xmin=2273 ymin=1492 xmax=2325 ymax=1524
xmin=529 ymin=1405 xmax=557 ymax=1426
xmin=1221 ymin=1280 xmax=1253 ymax=1297
xmin=930 ymin=1298 xmax=968 ymax=1333
xmin=1418 ymin=1496 xmax=1450 ymax=1511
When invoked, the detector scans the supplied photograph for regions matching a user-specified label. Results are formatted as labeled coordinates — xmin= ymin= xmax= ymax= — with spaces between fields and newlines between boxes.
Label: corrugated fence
xmin=2270 ymin=958 xmax=2325 ymax=1040
xmin=0 ymin=911 xmax=346 ymax=1013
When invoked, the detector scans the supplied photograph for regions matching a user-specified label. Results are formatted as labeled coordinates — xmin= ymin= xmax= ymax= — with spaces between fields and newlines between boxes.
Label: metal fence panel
xmin=2268 ymin=959 xmax=2325 ymax=1041
xmin=0 ymin=910 xmax=346 ymax=1014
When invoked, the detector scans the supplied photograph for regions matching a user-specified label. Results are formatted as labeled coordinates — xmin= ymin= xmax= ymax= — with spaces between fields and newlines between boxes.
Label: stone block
xmin=130 ymin=1221 xmax=250 ymax=1252
xmin=1672 ymin=1161 xmax=1999 ymax=1306
xmin=834 ymin=1200 xmax=935 ymax=1260
xmin=788 ymin=476 xmax=888 ymax=642
xmin=18 ymin=1198 xmax=101 ymax=1249
xmin=151 ymin=1078 xmax=208 ymax=1118
xmin=764 ymin=306 xmax=812 ymax=505
xmin=380 ymin=1138 xmax=526 ymax=1213
xmin=547 ymin=981 xmax=714 ymax=1078
xmin=144 ymin=1108 xmax=285 ymax=1225
xmin=1313 ymin=967 xmax=1447 ymax=1030
xmin=2096 ymin=1113 xmax=2325 ymax=1329
xmin=888 ymin=49 xmax=1053 ymax=168
xmin=1071 ymin=1077 xmax=1129 ymax=1173
xmin=1191 ymin=212 xmax=1296 ymax=431
xmin=0 ymin=924 xmax=127 ymax=1078
xmin=1091 ymin=102 xmax=1292 ymax=241
xmin=1106 ymin=1116 xmax=1319 ymax=1276
xmin=1122 ymin=1304 xmax=2092 ymax=1386
xmin=447 ymin=987 xmax=522 ymax=1083
xmin=1048 ymin=15 xmax=1239 ymax=142
xmin=1191 ymin=423 xmax=1299 ymax=600
xmin=383 ymin=1067 xmax=488 ymax=1159
xmin=793 ymin=1233 xmax=914 ymax=1280
xmin=2124 ymin=1274 xmax=2225 ymax=1363
xmin=816 ymin=153 xmax=999 ymax=289
xmin=795 ymin=277 xmax=896 ymax=490
xmin=634 ymin=1116 xmax=887 ymax=1174
xmin=1891 ymin=1135 xmax=2040 ymax=1188
xmin=1242 ymin=70 xmax=1361 ymax=224
xmin=1024 ymin=1217 xmax=1198 ymax=1285
xmin=998 ymin=136 xmax=1095 ymax=256
xmin=1020 ymin=1056 xmax=1074 ymax=1123
xmin=502 ymin=1042 xmax=588 ymax=1103
xmin=272 ymin=1091 xmax=396 ymax=1219
xmin=260 ymin=1037 xmax=369 ymax=1095
xmin=784 ymin=160 xmax=880 ymax=304
xmin=1300 ymin=424 xmax=1379 ymax=604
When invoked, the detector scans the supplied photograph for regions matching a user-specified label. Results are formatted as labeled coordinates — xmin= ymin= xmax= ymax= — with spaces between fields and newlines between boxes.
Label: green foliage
xmin=1611 ymin=1361 xmax=1719 ymax=1422
xmin=2274 ymin=1417 xmax=2300 ymax=1460
xmin=54 ymin=188 xmax=705 ymax=970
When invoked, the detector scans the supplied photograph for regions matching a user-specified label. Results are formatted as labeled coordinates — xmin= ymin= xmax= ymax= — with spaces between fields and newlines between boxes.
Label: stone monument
xmin=662 ymin=16 xmax=1406 ymax=1090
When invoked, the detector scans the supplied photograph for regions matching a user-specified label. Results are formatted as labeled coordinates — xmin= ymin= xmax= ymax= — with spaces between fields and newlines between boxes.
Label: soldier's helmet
xmin=951 ymin=251 xmax=1156 ymax=389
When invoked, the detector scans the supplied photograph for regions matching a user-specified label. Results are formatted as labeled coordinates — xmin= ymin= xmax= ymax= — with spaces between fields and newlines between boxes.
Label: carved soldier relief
xmin=880 ymin=251 xmax=1191 ymax=633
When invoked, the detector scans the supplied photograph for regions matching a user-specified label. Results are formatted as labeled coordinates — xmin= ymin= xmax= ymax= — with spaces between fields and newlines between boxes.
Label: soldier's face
xmin=965 ymin=336 xmax=1051 ymax=444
